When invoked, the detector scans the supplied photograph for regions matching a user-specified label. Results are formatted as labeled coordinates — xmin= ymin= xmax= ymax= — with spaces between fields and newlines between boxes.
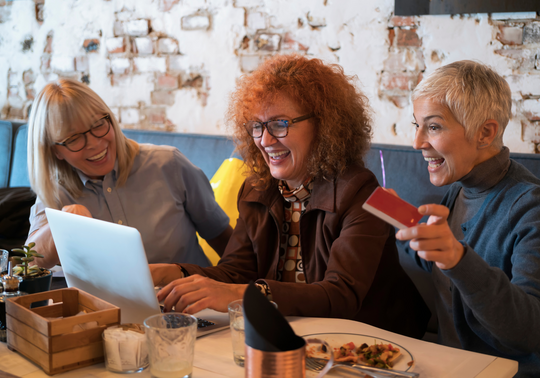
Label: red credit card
xmin=362 ymin=187 xmax=423 ymax=229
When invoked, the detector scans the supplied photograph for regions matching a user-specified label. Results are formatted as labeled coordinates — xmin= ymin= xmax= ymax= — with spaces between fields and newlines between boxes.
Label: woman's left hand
xmin=150 ymin=264 xmax=184 ymax=287
xmin=396 ymin=204 xmax=464 ymax=270
xmin=157 ymin=274 xmax=248 ymax=314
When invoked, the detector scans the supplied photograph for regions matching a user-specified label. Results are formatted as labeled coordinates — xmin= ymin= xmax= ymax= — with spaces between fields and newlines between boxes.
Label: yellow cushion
xmin=198 ymin=158 xmax=246 ymax=265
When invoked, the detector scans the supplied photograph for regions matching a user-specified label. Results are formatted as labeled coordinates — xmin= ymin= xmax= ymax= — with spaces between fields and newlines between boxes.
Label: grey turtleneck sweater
xmin=411 ymin=146 xmax=540 ymax=378
xmin=447 ymin=147 xmax=511 ymax=240
xmin=436 ymin=147 xmax=510 ymax=347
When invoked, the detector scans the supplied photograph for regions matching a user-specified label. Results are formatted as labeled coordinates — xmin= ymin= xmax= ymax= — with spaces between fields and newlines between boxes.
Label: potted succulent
xmin=10 ymin=242 xmax=52 ymax=295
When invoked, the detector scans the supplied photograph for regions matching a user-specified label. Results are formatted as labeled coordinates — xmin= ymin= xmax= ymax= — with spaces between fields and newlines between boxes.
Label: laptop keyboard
xmin=159 ymin=305 xmax=216 ymax=329
xmin=197 ymin=318 xmax=216 ymax=328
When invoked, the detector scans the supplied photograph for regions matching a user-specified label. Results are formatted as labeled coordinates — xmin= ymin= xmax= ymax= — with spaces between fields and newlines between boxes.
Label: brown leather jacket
xmin=184 ymin=165 xmax=430 ymax=338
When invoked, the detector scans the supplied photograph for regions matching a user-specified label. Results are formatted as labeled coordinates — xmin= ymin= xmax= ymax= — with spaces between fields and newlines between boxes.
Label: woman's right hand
xmin=156 ymin=274 xmax=247 ymax=314
xmin=61 ymin=204 xmax=92 ymax=218
xmin=396 ymin=204 xmax=465 ymax=270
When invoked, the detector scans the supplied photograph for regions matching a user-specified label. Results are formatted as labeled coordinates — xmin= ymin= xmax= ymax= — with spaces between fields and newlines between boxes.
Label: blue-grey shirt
xmin=407 ymin=158 xmax=540 ymax=378
xmin=29 ymin=143 xmax=230 ymax=267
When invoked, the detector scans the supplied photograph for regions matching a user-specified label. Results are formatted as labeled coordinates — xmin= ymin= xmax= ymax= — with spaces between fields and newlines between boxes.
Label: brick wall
xmin=0 ymin=0 xmax=539 ymax=152
xmin=494 ymin=19 xmax=540 ymax=152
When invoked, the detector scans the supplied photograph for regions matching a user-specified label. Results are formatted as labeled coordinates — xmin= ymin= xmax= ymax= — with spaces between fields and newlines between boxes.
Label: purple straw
xmin=379 ymin=150 xmax=386 ymax=188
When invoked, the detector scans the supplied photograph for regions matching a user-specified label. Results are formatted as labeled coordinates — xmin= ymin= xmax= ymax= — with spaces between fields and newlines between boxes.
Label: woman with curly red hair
xmin=151 ymin=54 xmax=430 ymax=338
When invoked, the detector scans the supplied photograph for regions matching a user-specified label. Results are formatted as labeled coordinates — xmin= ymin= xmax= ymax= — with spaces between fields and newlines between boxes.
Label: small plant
xmin=11 ymin=242 xmax=44 ymax=277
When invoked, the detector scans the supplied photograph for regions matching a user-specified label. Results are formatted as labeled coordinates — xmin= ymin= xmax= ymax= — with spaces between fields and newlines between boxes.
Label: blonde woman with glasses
xmin=26 ymin=79 xmax=232 ymax=268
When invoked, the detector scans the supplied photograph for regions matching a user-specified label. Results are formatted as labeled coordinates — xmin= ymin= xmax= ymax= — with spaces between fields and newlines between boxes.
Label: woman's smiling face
xmin=412 ymin=98 xmax=482 ymax=187
xmin=253 ymin=95 xmax=315 ymax=189
xmin=53 ymin=115 xmax=117 ymax=179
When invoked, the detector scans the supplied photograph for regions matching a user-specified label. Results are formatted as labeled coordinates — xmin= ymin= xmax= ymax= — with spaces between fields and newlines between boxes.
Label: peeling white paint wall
xmin=0 ymin=0 xmax=539 ymax=152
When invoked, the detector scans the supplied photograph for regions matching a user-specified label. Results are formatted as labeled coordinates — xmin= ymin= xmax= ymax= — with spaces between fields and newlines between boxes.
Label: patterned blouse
xmin=276 ymin=179 xmax=313 ymax=282
xmin=255 ymin=179 xmax=313 ymax=299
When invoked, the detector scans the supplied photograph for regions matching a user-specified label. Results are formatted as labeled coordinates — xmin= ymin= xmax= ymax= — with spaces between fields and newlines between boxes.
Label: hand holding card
xmin=362 ymin=187 xmax=423 ymax=230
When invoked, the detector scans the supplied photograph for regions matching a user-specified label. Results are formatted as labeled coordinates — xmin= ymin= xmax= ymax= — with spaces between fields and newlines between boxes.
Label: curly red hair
xmin=227 ymin=54 xmax=373 ymax=189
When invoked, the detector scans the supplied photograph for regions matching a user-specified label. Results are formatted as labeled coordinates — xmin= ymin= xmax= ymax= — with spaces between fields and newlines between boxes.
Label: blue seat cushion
xmin=510 ymin=152 xmax=540 ymax=178
xmin=0 ymin=121 xmax=13 ymax=188
xmin=366 ymin=144 xmax=448 ymax=207
xmin=9 ymin=124 xmax=30 ymax=188
xmin=123 ymin=130 xmax=237 ymax=180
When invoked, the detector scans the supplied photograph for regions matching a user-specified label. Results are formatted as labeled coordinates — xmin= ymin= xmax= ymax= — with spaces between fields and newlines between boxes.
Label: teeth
xmin=88 ymin=148 xmax=107 ymax=161
xmin=424 ymin=157 xmax=444 ymax=168
xmin=268 ymin=151 xmax=289 ymax=158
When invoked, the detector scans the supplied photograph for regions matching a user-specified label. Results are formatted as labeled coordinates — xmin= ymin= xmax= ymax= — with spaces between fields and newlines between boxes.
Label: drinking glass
xmin=144 ymin=313 xmax=197 ymax=378
xmin=228 ymin=299 xmax=245 ymax=367
xmin=102 ymin=324 xmax=148 ymax=373
xmin=229 ymin=299 xmax=278 ymax=368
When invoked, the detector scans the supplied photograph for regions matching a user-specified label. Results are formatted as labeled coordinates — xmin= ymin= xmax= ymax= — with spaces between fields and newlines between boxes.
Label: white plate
xmin=302 ymin=332 xmax=415 ymax=377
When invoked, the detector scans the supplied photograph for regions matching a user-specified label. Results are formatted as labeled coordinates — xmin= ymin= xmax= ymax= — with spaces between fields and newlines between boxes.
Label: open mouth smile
xmin=87 ymin=148 xmax=107 ymax=162
xmin=267 ymin=151 xmax=290 ymax=160
xmin=424 ymin=156 xmax=445 ymax=168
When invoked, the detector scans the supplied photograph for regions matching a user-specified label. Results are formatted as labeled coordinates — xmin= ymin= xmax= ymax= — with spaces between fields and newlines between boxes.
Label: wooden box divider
xmin=5 ymin=287 xmax=121 ymax=375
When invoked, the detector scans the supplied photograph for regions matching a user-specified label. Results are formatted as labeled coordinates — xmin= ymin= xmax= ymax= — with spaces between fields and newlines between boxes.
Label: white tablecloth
xmin=0 ymin=316 xmax=518 ymax=378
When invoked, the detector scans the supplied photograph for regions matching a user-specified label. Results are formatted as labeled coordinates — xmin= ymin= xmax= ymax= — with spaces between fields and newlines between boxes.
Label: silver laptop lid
xmin=46 ymin=208 xmax=161 ymax=324
xmin=45 ymin=208 xmax=230 ymax=336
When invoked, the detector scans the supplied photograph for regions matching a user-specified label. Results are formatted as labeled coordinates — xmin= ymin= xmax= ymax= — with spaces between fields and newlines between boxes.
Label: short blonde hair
xmin=412 ymin=60 xmax=511 ymax=148
xmin=28 ymin=79 xmax=139 ymax=209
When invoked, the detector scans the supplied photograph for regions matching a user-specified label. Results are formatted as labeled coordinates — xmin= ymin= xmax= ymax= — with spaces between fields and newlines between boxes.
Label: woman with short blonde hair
xmin=396 ymin=60 xmax=540 ymax=377
xmin=412 ymin=60 xmax=511 ymax=148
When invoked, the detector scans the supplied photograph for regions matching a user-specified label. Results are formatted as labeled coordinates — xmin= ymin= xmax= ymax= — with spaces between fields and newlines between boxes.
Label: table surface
xmin=0 ymin=315 xmax=518 ymax=378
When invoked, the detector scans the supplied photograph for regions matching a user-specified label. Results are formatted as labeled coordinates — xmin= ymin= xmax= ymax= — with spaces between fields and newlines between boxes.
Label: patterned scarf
xmin=278 ymin=178 xmax=313 ymax=202
xmin=277 ymin=178 xmax=313 ymax=282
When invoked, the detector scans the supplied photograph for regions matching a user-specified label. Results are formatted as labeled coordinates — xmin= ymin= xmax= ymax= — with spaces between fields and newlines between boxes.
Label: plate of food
xmin=302 ymin=332 xmax=415 ymax=376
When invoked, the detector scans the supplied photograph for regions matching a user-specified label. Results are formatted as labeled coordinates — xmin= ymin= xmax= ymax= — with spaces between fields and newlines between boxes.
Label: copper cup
xmin=244 ymin=340 xmax=306 ymax=378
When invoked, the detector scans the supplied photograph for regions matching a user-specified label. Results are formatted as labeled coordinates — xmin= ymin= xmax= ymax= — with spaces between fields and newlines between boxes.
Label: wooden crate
xmin=5 ymin=288 xmax=120 ymax=375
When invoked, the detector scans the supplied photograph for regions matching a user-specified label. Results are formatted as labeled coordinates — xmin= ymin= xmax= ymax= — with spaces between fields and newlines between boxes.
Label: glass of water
xmin=228 ymin=299 xmax=245 ymax=367
xmin=228 ymin=299 xmax=277 ymax=367
xmin=144 ymin=313 xmax=198 ymax=378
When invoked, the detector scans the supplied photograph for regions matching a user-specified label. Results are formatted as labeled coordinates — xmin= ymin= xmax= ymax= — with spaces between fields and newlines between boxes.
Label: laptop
xmin=45 ymin=208 xmax=230 ymax=337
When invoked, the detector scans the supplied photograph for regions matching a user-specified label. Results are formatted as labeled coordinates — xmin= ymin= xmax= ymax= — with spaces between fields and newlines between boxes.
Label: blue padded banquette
xmin=7 ymin=123 xmax=540 ymax=197
xmin=0 ymin=121 xmax=13 ymax=188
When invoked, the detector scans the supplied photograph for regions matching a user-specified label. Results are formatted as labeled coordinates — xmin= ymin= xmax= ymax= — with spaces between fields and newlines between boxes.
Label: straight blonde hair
xmin=412 ymin=60 xmax=511 ymax=149
xmin=28 ymin=79 xmax=139 ymax=209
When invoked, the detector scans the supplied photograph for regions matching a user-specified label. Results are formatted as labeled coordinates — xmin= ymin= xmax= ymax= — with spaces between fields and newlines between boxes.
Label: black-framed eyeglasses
xmin=244 ymin=112 xmax=315 ymax=139
xmin=55 ymin=114 xmax=111 ymax=152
